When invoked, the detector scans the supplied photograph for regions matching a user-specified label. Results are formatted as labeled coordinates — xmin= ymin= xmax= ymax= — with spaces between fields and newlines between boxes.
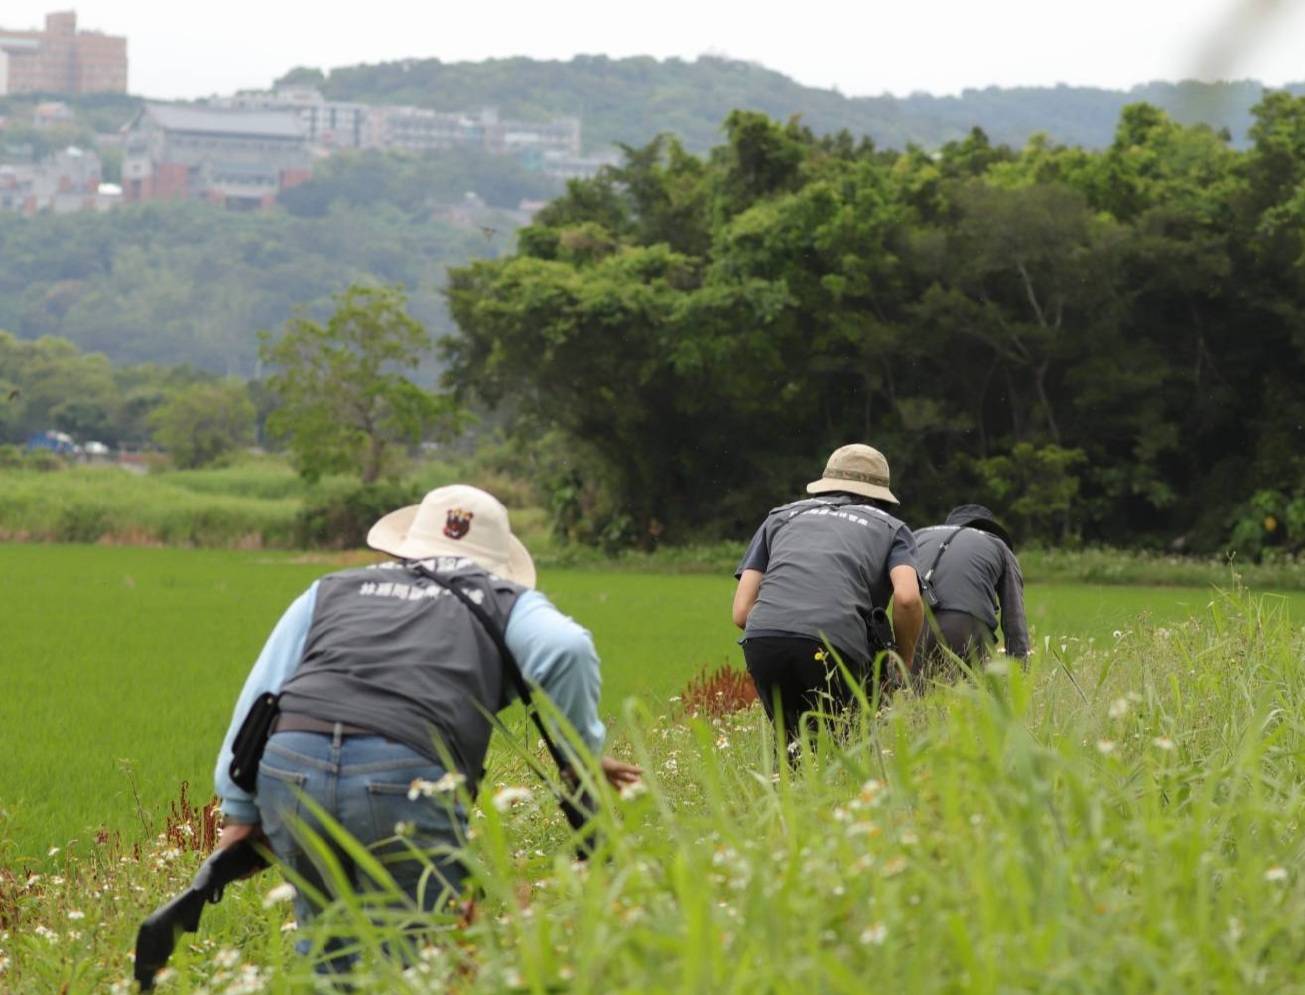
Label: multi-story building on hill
xmin=0 ymin=11 xmax=127 ymax=95
xmin=371 ymin=104 xmax=583 ymax=162
xmin=121 ymin=104 xmax=312 ymax=210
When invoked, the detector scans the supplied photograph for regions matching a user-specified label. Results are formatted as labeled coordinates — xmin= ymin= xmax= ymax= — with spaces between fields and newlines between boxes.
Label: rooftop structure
xmin=215 ymin=87 xmax=371 ymax=150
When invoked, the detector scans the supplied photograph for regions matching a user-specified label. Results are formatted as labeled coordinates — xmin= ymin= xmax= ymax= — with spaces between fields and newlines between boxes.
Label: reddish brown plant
xmin=678 ymin=663 xmax=758 ymax=719
xmin=162 ymin=781 xmax=221 ymax=854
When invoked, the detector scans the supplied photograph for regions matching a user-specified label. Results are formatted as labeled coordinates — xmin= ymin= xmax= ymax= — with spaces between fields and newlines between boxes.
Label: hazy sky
xmin=4 ymin=0 xmax=1304 ymax=100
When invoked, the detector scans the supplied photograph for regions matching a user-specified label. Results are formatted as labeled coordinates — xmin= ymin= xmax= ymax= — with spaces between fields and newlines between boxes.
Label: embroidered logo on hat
xmin=443 ymin=508 xmax=474 ymax=540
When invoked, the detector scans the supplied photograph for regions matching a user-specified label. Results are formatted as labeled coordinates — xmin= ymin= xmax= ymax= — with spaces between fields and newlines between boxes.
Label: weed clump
xmin=677 ymin=662 xmax=758 ymax=719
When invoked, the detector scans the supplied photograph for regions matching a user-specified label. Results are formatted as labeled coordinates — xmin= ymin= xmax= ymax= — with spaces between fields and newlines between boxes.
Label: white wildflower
xmin=47 ymin=846 xmax=60 ymax=857
xmin=492 ymin=786 xmax=533 ymax=812
xmin=0 ymin=955 xmax=8 ymax=974
xmin=1096 ymin=739 xmax=1117 ymax=755
xmin=860 ymin=922 xmax=888 ymax=945
xmin=1108 ymin=698 xmax=1129 ymax=719
xmin=846 ymin=822 xmax=880 ymax=838
xmin=619 ymin=780 xmax=647 ymax=801
xmin=280 ymin=920 xmax=298 ymax=932
xmin=213 ymin=947 xmax=241 ymax=969
xmin=715 ymin=734 xmax=730 ymax=749
xmin=50 ymin=875 xmax=65 ymax=886
xmin=1153 ymin=737 xmax=1175 ymax=751
xmin=1265 ymin=866 xmax=1288 ymax=883
xmin=881 ymin=857 xmax=908 ymax=878
xmin=225 ymin=964 xmax=265 ymax=995
xmin=1226 ymin=917 xmax=1244 ymax=944
xmin=859 ymin=779 xmax=884 ymax=801
xmin=263 ymin=882 xmax=295 ymax=907
xmin=408 ymin=771 xmax=466 ymax=800
xmin=34 ymin=924 xmax=58 ymax=942
xmin=67 ymin=910 xmax=85 ymax=920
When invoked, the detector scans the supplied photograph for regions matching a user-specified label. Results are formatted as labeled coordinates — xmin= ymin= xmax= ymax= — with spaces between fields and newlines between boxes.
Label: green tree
xmin=261 ymin=284 xmax=459 ymax=484
xmin=148 ymin=381 xmax=255 ymax=469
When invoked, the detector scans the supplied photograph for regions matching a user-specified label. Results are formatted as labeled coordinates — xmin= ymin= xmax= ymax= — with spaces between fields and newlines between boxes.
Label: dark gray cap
xmin=945 ymin=504 xmax=1015 ymax=550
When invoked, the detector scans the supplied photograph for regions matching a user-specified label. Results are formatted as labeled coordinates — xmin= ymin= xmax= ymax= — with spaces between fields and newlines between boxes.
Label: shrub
xmin=55 ymin=504 xmax=110 ymax=542
xmin=295 ymin=481 xmax=424 ymax=549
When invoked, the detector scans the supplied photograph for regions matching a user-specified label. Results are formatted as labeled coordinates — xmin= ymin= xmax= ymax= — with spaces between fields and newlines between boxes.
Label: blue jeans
xmin=256 ymin=729 xmax=467 ymax=967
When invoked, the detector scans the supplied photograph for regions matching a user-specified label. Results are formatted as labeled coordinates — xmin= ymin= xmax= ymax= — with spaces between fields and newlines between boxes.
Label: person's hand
xmin=218 ymin=820 xmax=261 ymax=850
xmin=217 ymin=821 xmax=269 ymax=878
xmin=600 ymin=755 xmax=642 ymax=790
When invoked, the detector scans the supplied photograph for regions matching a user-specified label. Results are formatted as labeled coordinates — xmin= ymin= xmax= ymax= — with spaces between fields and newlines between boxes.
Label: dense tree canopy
xmin=445 ymin=98 xmax=1305 ymax=553
xmin=0 ymin=199 xmax=508 ymax=376
xmin=147 ymin=380 xmax=255 ymax=469
xmin=0 ymin=329 xmax=213 ymax=447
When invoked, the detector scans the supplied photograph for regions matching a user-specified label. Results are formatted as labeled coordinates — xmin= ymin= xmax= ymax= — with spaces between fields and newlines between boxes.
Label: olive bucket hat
xmin=807 ymin=443 xmax=899 ymax=505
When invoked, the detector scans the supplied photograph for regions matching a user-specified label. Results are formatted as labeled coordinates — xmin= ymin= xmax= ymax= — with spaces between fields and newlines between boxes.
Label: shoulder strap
xmin=923 ymin=526 xmax=964 ymax=587
xmin=405 ymin=561 xmax=596 ymax=839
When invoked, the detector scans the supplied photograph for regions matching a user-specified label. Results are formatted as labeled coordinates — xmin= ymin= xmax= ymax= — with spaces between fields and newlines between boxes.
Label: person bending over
xmin=732 ymin=444 xmax=923 ymax=743
xmin=212 ymin=485 xmax=640 ymax=968
xmin=913 ymin=503 xmax=1029 ymax=678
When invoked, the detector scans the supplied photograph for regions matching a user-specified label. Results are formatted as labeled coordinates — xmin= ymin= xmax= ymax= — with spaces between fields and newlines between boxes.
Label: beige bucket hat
xmin=806 ymin=443 xmax=899 ymax=505
xmin=367 ymin=484 xmax=537 ymax=588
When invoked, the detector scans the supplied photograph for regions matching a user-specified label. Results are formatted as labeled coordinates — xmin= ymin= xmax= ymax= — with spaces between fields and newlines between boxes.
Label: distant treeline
xmin=287 ymin=55 xmax=1305 ymax=152
xmin=443 ymin=96 xmax=1305 ymax=556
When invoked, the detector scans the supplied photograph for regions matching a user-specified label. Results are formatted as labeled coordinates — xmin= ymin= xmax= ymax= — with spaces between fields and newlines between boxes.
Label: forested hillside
xmin=289 ymin=55 xmax=1305 ymax=151
xmin=444 ymin=96 xmax=1305 ymax=552
xmin=0 ymin=150 xmax=541 ymax=375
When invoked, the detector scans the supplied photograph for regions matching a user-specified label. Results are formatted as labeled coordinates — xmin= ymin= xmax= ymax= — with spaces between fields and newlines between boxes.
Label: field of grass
xmin=5 ymin=544 xmax=1305 ymax=991
xmin=7 ymin=543 xmax=1296 ymax=861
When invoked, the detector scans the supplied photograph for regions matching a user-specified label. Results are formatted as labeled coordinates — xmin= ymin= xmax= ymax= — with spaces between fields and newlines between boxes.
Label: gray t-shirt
xmin=736 ymin=495 xmax=918 ymax=664
xmin=914 ymin=525 xmax=1029 ymax=658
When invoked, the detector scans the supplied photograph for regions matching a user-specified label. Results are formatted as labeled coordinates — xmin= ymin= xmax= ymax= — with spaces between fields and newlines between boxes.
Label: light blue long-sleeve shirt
xmin=215 ymin=583 xmax=606 ymax=823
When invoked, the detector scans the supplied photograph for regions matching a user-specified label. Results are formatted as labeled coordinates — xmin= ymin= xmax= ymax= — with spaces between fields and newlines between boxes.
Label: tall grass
xmin=0 ymin=467 xmax=301 ymax=546
xmin=6 ymin=589 xmax=1304 ymax=991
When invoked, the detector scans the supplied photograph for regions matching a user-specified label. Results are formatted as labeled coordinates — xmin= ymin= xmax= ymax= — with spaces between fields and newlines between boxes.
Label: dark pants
xmin=917 ymin=609 xmax=995 ymax=680
xmin=742 ymin=636 xmax=873 ymax=745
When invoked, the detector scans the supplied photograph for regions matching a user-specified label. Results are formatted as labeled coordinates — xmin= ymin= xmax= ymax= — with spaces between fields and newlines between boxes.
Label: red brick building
xmin=122 ymin=104 xmax=312 ymax=210
xmin=0 ymin=11 xmax=127 ymax=95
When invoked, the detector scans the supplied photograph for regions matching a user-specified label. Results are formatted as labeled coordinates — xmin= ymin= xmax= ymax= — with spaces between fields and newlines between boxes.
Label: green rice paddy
xmin=4 ymin=542 xmax=1300 ymax=861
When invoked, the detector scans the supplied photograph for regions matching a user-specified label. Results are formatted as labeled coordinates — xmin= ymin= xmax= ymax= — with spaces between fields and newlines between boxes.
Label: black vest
xmin=277 ymin=558 xmax=524 ymax=791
